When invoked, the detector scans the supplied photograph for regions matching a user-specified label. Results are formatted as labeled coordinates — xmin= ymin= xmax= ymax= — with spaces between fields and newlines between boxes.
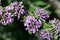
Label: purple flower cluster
xmin=5 ymin=1 xmax=25 ymax=19
xmin=35 ymin=8 xmax=49 ymax=19
xmin=0 ymin=1 xmax=25 ymax=25
xmin=40 ymin=30 xmax=53 ymax=40
xmin=24 ymin=8 xmax=50 ymax=34
xmin=49 ymin=18 xmax=60 ymax=36
xmin=24 ymin=16 xmax=42 ymax=33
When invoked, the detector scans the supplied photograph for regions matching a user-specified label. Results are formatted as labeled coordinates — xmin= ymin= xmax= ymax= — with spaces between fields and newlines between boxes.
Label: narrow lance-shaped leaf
xmin=33 ymin=1 xmax=47 ymax=6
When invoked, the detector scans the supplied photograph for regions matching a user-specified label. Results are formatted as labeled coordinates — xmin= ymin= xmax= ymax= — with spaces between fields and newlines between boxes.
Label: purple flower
xmin=0 ymin=12 xmax=14 ymax=25
xmin=11 ymin=1 xmax=18 ymax=7
xmin=24 ymin=16 xmax=42 ymax=33
xmin=49 ymin=18 xmax=59 ymax=25
xmin=5 ymin=6 xmax=14 ymax=12
xmin=11 ymin=1 xmax=25 ymax=19
xmin=40 ymin=30 xmax=53 ymax=40
xmin=49 ymin=18 xmax=60 ymax=36
xmin=35 ymin=8 xmax=49 ymax=19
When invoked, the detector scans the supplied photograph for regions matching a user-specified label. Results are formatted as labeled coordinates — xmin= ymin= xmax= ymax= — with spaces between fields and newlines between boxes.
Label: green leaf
xmin=29 ymin=12 xmax=34 ymax=16
xmin=7 ymin=0 xmax=11 ymax=4
xmin=54 ymin=34 xmax=58 ymax=40
xmin=21 ymin=16 xmax=27 ymax=22
xmin=0 ymin=6 xmax=3 ymax=9
xmin=29 ymin=32 xmax=32 ymax=34
xmin=43 ymin=22 xmax=52 ymax=30
xmin=23 ymin=16 xmax=26 ymax=20
xmin=43 ymin=4 xmax=51 ymax=9
xmin=29 ymin=6 xmax=35 ymax=12
xmin=33 ymin=1 xmax=47 ymax=6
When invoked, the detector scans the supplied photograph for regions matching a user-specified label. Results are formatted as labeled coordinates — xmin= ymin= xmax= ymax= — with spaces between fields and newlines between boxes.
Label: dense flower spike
xmin=5 ymin=1 xmax=25 ymax=19
xmin=0 ymin=1 xmax=25 ymax=25
xmin=35 ymin=8 xmax=49 ymax=20
xmin=40 ymin=30 xmax=53 ymax=40
xmin=49 ymin=18 xmax=60 ymax=36
xmin=24 ymin=16 xmax=42 ymax=33
xmin=0 ymin=12 xmax=14 ymax=25
xmin=10 ymin=1 xmax=25 ymax=19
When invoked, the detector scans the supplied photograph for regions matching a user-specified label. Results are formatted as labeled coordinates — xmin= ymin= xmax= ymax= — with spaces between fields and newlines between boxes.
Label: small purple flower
xmin=0 ymin=12 xmax=14 ymax=25
xmin=11 ymin=1 xmax=18 ymax=7
xmin=24 ymin=16 xmax=42 ymax=33
xmin=17 ymin=2 xmax=25 ymax=19
xmin=40 ymin=30 xmax=53 ymax=40
xmin=5 ymin=6 xmax=14 ymax=12
xmin=35 ymin=8 xmax=49 ymax=19
xmin=49 ymin=18 xmax=59 ymax=25
xmin=49 ymin=18 xmax=60 ymax=36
